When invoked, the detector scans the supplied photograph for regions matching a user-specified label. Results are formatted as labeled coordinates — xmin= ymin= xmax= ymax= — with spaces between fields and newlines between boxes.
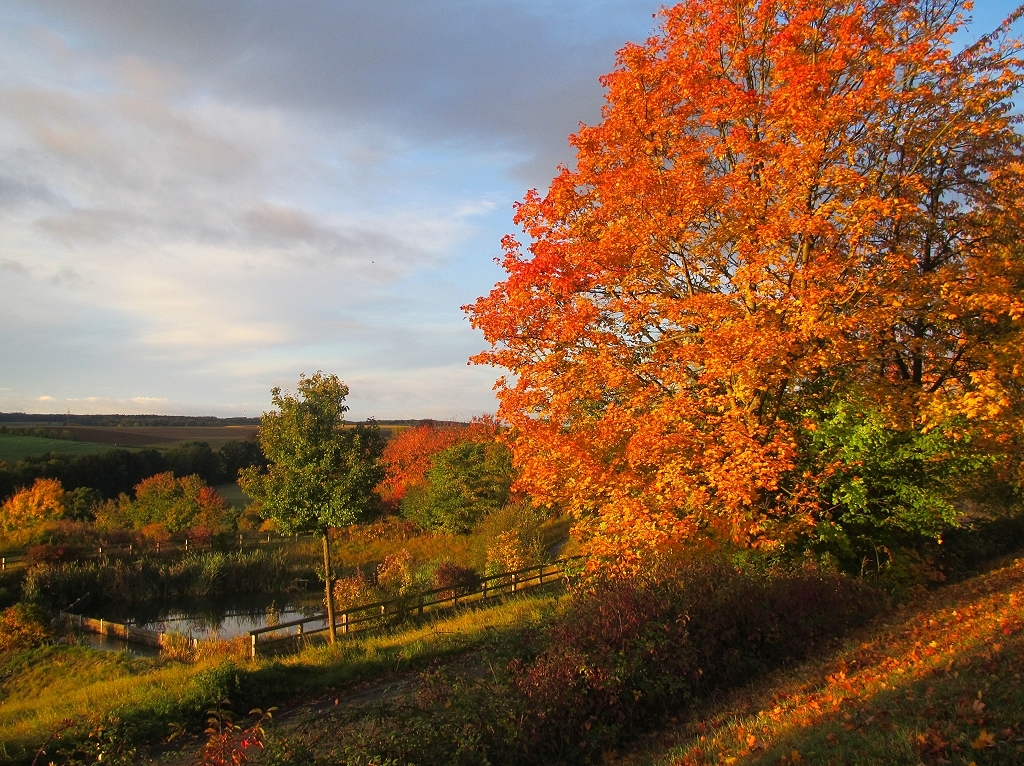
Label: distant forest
xmin=0 ymin=413 xmax=462 ymax=428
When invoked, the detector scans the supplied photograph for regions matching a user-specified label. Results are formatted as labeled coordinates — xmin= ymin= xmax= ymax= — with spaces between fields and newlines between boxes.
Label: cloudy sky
xmin=0 ymin=1 xmax=1018 ymax=420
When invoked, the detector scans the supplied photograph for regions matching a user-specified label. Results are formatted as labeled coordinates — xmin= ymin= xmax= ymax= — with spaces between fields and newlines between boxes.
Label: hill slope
xmin=619 ymin=558 xmax=1024 ymax=766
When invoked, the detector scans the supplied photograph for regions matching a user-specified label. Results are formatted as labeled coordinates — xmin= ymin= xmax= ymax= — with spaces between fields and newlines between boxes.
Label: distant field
xmin=0 ymin=434 xmax=122 ymax=463
xmin=59 ymin=425 xmax=259 ymax=449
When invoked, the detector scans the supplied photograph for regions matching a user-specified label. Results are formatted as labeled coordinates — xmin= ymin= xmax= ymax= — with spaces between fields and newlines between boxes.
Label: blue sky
xmin=0 ymin=1 xmax=1019 ymax=420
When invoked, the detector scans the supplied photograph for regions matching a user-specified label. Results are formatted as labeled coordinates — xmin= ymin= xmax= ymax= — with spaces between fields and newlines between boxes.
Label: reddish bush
xmin=509 ymin=553 xmax=878 ymax=761
xmin=26 ymin=543 xmax=81 ymax=565
xmin=433 ymin=561 xmax=479 ymax=597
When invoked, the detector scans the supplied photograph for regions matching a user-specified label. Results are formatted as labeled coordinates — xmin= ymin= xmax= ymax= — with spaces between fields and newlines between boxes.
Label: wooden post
xmin=251 ymin=633 xmax=257 ymax=660
xmin=342 ymin=612 xmax=349 ymax=634
xmin=1 ymin=557 xmax=5 ymax=571
xmin=481 ymin=578 xmax=487 ymax=599
xmin=322 ymin=533 xmax=337 ymax=644
xmin=184 ymin=538 xmax=189 ymax=552
xmin=511 ymin=573 xmax=517 ymax=593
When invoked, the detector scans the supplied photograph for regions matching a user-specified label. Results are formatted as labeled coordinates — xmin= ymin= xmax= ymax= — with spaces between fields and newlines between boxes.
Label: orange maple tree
xmin=467 ymin=0 xmax=1024 ymax=568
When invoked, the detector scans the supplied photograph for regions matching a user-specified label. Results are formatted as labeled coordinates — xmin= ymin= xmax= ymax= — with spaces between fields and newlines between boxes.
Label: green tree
xmin=239 ymin=372 xmax=384 ymax=642
xmin=401 ymin=440 xmax=514 ymax=533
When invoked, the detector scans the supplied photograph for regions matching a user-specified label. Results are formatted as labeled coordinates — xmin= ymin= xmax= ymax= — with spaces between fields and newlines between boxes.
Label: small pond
xmin=89 ymin=592 xmax=328 ymax=641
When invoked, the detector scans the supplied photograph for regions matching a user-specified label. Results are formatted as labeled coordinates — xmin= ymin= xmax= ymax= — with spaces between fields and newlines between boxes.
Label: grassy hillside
xmin=0 ymin=434 xmax=122 ymax=463
xmin=619 ymin=557 xmax=1024 ymax=766
xmin=0 ymin=592 xmax=557 ymax=764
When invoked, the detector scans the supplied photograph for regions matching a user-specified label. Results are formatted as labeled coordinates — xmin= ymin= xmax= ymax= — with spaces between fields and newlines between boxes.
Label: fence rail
xmin=1 ymin=554 xmax=26 ymax=570
xmin=248 ymin=556 xmax=584 ymax=658
xmin=58 ymin=610 xmax=198 ymax=650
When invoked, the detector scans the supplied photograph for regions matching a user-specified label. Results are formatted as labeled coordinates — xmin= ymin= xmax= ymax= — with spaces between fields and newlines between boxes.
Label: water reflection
xmin=91 ymin=592 xmax=326 ymax=640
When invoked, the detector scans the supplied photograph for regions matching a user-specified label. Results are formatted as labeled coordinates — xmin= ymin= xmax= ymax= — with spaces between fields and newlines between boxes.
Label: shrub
xmin=433 ymin=561 xmax=479 ymax=596
xmin=0 ymin=603 xmax=52 ymax=653
xmin=478 ymin=502 xmax=544 ymax=575
xmin=332 ymin=567 xmax=376 ymax=610
xmin=376 ymin=549 xmax=415 ymax=595
xmin=509 ymin=552 xmax=879 ymax=762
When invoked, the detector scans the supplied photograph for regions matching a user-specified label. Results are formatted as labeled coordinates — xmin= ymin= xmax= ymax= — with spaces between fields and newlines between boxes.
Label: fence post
xmin=1 ymin=557 xmax=4 ymax=571
xmin=184 ymin=539 xmax=188 ymax=553
xmin=251 ymin=633 xmax=257 ymax=660
xmin=342 ymin=612 xmax=349 ymax=634
xmin=511 ymin=572 xmax=517 ymax=593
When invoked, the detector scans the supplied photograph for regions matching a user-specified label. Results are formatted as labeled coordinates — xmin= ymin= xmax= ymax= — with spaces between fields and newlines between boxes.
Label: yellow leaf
xmin=972 ymin=730 xmax=996 ymax=749
xmin=791 ymin=749 xmax=802 ymax=763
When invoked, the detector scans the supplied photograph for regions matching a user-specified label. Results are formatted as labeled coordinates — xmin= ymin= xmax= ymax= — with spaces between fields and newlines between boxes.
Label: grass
xmin=0 ymin=434 xmax=122 ymax=464
xmin=211 ymin=482 xmax=250 ymax=509
xmin=616 ymin=555 xmax=1024 ymax=766
xmin=0 ymin=590 xmax=558 ymax=763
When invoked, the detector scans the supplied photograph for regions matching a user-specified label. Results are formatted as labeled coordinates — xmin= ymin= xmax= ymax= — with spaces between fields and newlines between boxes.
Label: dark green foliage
xmin=63 ymin=487 xmax=103 ymax=522
xmin=240 ymin=374 xmax=386 ymax=536
xmin=805 ymin=400 xmax=994 ymax=567
xmin=0 ymin=440 xmax=266 ymax=506
xmin=1 ymin=448 xmax=168 ymax=501
xmin=162 ymin=441 xmax=223 ymax=484
xmin=401 ymin=440 xmax=515 ymax=533
xmin=220 ymin=438 xmax=268 ymax=481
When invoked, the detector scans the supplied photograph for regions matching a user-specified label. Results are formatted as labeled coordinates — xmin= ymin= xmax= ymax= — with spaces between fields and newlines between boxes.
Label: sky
xmin=0 ymin=1 xmax=1020 ymax=421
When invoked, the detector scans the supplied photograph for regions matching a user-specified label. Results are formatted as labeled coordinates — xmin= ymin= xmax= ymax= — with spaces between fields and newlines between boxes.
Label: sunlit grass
xmin=0 ymin=590 xmax=558 ymax=762
xmin=618 ymin=556 xmax=1024 ymax=766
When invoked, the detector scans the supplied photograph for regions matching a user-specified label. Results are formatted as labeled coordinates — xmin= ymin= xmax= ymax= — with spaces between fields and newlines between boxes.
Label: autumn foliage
xmin=94 ymin=472 xmax=231 ymax=534
xmin=377 ymin=417 xmax=503 ymax=505
xmin=467 ymin=0 xmax=1024 ymax=567
xmin=0 ymin=478 xmax=66 ymax=535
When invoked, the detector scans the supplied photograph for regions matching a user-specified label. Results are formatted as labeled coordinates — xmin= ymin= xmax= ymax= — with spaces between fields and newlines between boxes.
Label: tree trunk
xmin=322 ymin=531 xmax=337 ymax=644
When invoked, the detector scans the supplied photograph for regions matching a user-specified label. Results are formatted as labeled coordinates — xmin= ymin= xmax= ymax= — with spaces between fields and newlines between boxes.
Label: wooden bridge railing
xmin=248 ymin=556 xmax=584 ymax=658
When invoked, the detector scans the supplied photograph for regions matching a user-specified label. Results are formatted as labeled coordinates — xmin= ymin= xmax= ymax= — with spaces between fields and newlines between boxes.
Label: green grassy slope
xmin=0 ymin=434 xmax=121 ymax=463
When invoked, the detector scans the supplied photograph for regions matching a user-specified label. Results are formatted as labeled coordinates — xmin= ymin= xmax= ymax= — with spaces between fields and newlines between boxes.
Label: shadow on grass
xmin=642 ymin=558 xmax=1024 ymax=766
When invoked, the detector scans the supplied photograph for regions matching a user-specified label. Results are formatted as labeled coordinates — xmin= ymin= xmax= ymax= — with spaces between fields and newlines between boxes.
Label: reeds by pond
xmin=22 ymin=549 xmax=298 ymax=607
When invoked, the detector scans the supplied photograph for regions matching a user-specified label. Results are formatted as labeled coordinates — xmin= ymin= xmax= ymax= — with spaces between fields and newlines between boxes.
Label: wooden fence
xmin=58 ymin=611 xmax=198 ymax=650
xmin=1 ymin=554 xmax=26 ymax=571
xmin=248 ymin=556 xmax=584 ymax=658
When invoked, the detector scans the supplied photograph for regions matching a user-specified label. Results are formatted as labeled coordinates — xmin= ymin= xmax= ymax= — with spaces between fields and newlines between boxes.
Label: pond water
xmin=90 ymin=592 xmax=328 ymax=641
